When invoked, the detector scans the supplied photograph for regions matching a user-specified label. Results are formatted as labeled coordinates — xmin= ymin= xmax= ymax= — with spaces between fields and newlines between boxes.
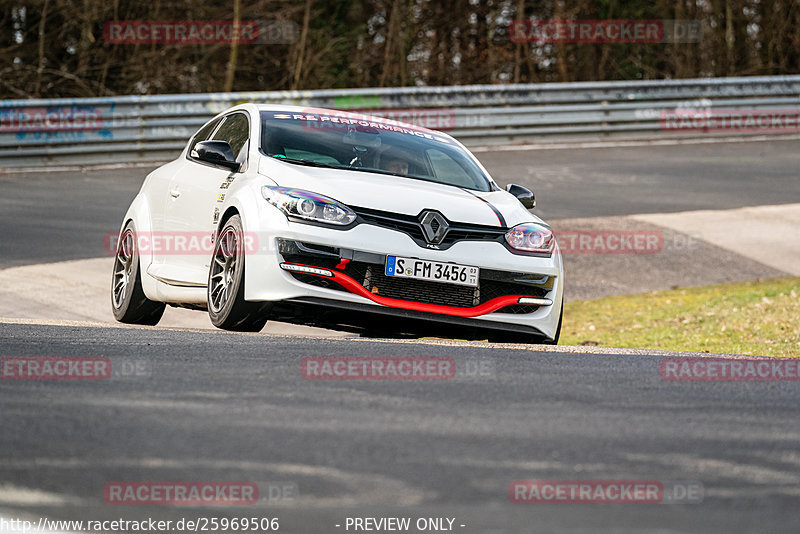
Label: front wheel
xmin=207 ymin=215 xmax=269 ymax=332
xmin=111 ymin=222 xmax=166 ymax=325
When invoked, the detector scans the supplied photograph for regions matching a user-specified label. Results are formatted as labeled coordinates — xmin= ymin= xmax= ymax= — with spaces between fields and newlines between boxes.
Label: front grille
xmin=352 ymin=206 xmax=505 ymax=249
xmin=495 ymin=304 xmax=539 ymax=314
xmin=343 ymin=261 xmax=547 ymax=310
xmin=353 ymin=208 xmax=425 ymax=242
xmin=289 ymin=272 xmax=348 ymax=292
xmin=480 ymin=278 xmax=548 ymax=302
xmin=348 ymin=262 xmax=478 ymax=307
xmin=278 ymin=239 xmax=551 ymax=314
xmin=443 ymin=228 xmax=505 ymax=244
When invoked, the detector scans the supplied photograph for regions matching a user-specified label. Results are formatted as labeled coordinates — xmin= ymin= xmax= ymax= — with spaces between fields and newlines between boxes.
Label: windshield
xmin=260 ymin=110 xmax=493 ymax=192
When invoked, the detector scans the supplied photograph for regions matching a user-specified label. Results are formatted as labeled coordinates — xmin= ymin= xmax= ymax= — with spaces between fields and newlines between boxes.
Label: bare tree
xmin=2 ymin=0 xmax=799 ymax=99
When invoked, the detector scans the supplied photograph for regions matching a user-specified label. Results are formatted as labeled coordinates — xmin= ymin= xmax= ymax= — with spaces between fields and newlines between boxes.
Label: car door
xmin=159 ymin=112 xmax=250 ymax=286
xmin=148 ymin=116 xmax=221 ymax=271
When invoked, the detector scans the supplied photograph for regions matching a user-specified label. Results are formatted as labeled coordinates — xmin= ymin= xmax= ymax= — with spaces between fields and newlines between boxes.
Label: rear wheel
xmin=207 ymin=215 xmax=269 ymax=332
xmin=111 ymin=222 xmax=166 ymax=325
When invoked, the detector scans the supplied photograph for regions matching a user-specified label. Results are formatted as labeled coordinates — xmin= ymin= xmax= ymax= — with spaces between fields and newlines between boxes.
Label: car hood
xmin=258 ymin=157 xmax=543 ymax=228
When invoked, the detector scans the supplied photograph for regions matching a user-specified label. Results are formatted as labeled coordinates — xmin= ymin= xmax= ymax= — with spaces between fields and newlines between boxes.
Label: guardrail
xmin=2 ymin=75 xmax=799 ymax=168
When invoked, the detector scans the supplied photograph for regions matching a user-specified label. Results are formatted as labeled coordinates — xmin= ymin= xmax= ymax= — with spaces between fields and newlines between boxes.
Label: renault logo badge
xmin=420 ymin=211 xmax=449 ymax=244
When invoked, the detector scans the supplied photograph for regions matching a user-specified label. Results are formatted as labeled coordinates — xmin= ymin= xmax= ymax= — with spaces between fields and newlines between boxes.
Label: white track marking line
xmin=632 ymin=203 xmax=800 ymax=276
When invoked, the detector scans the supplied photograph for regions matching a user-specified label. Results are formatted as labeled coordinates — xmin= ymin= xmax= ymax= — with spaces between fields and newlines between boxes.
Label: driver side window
xmin=188 ymin=117 xmax=222 ymax=154
xmin=211 ymin=113 xmax=250 ymax=160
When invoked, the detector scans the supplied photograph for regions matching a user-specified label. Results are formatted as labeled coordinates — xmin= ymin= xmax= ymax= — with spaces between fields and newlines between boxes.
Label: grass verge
xmin=561 ymin=277 xmax=800 ymax=358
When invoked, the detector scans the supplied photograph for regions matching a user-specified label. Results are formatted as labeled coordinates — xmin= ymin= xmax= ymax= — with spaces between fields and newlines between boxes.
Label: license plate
xmin=385 ymin=256 xmax=479 ymax=287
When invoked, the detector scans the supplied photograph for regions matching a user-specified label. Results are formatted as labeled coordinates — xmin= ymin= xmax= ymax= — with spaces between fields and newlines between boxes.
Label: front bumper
xmin=242 ymin=213 xmax=564 ymax=340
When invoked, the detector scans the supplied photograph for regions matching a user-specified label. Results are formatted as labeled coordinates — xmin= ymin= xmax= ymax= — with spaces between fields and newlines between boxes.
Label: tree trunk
xmin=379 ymin=0 xmax=399 ymax=87
xmin=34 ymin=0 xmax=50 ymax=97
xmin=292 ymin=0 xmax=312 ymax=90
xmin=223 ymin=0 xmax=241 ymax=92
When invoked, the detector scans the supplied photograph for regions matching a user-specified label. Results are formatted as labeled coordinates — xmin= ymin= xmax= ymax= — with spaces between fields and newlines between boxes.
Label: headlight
xmin=261 ymin=186 xmax=357 ymax=226
xmin=505 ymin=223 xmax=555 ymax=254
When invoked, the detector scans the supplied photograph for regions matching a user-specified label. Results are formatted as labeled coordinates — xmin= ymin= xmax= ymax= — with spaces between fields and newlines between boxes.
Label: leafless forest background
xmin=1 ymin=0 xmax=799 ymax=99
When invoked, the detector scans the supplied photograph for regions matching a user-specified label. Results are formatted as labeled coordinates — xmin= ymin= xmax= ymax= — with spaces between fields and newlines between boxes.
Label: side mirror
xmin=506 ymin=183 xmax=535 ymax=209
xmin=193 ymin=140 xmax=240 ymax=171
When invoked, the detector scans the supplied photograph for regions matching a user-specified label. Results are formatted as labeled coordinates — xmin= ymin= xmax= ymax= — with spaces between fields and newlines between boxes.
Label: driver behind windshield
xmin=384 ymin=156 xmax=409 ymax=176
xmin=380 ymin=150 xmax=411 ymax=176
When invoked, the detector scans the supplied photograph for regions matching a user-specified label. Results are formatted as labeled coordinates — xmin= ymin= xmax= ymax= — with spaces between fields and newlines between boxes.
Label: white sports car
xmin=111 ymin=104 xmax=564 ymax=343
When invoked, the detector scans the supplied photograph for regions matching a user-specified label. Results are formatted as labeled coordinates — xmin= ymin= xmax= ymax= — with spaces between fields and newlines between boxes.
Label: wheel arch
xmin=215 ymin=181 xmax=285 ymax=302
xmin=217 ymin=206 xmax=241 ymax=231
xmin=117 ymin=193 xmax=160 ymax=300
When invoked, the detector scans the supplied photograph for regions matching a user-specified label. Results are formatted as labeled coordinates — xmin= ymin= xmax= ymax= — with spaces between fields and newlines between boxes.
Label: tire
xmin=488 ymin=302 xmax=562 ymax=345
xmin=207 ymin=215 xmax=270 ymax=332
xmin=111 ymin=222 xmax=166 ymax=325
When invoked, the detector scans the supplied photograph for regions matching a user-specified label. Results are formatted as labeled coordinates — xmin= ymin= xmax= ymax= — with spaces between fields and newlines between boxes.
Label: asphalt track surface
xmin=1 ymin=140 xmax=799 ymax=533
xmin=1 ymin=324 xmax=799 ymax=533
